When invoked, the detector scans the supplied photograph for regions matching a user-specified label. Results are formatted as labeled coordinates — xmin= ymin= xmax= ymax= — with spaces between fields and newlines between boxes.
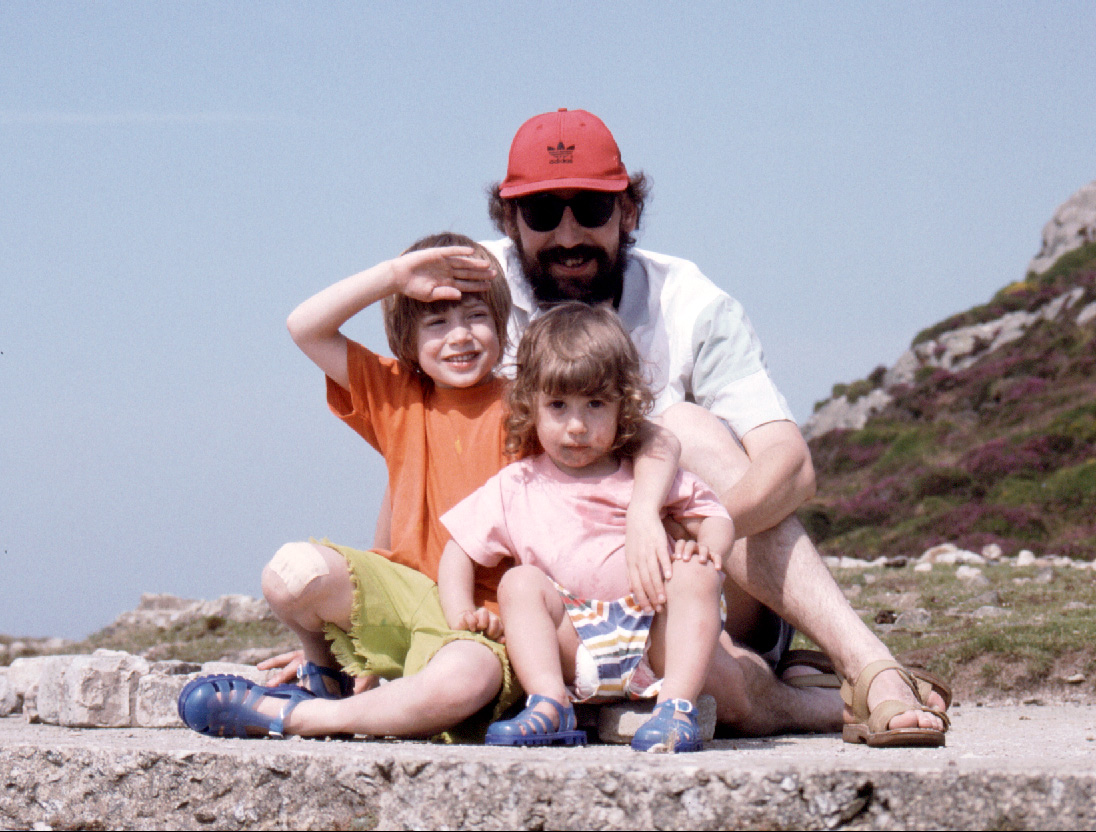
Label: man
xmin=480 ymin=108 xmax=949 ymax=745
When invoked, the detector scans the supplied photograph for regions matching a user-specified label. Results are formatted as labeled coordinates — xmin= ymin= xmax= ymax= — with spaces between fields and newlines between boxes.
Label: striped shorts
xmin=557 ymin=583 xmax=728 ymax=703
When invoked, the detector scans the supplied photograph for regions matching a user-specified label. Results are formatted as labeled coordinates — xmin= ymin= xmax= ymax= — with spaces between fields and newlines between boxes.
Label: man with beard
xmin=479 ymin=108 xmax=950 ymax=745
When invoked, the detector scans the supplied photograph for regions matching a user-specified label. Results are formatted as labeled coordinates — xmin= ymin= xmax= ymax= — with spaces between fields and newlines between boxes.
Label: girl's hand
xmin=390 ymin=247 xmax=496 ymax=302
xmin=625 ymin=511 xmax=672 ymax=613
xmin=454 ymin=607 xmax=505 ymax=641
xmin=673 ymin=539 xmax=723 ymax=570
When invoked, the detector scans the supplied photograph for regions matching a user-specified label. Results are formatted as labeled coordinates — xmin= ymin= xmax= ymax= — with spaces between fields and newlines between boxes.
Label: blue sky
xmin=3 ymin=2 xmax=1095 ymax=639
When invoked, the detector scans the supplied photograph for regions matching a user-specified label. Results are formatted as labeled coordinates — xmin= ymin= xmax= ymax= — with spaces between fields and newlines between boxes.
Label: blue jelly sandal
xmin=177 ymin=675 xmax=321 ymax=739
xmin=630 ymin=698 xmax=703 ymax=753
xmin=485 ymin=694 xmax=587 ymax=747
xmin=295 ymin=661 xmax=355 ymax=699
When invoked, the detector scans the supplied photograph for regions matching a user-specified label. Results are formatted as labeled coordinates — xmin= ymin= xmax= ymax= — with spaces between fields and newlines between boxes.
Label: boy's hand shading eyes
xmin=390 ymin=246 xmax=497 ymax=302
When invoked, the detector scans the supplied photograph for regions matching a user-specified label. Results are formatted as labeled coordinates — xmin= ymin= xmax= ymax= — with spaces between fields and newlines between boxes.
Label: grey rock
xmin=894 ymin=608 xmax=932 ymax=631
xmin=802 ymin=388 xmax=893 ymax=440
xmin=108 ymin=592 xmax=274 ymax=631
xmin=973 ymin=606 xmax=1010 ymax=619
xmin=1028 ymin=180 xmax=1096 ymax=274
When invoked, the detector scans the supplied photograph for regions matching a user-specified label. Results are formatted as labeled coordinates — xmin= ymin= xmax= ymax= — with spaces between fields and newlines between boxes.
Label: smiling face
xmin=414 ymin=297 xmax=501 ymax=389
xmin=534 ymin=392 xmax=622 ymax=477
xmin=511 ymin=189 xmax=637 ymax=306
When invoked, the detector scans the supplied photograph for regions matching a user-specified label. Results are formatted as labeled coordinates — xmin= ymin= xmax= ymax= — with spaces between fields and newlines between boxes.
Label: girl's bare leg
xmin=496 ymin=564 xmax=581 ymax=726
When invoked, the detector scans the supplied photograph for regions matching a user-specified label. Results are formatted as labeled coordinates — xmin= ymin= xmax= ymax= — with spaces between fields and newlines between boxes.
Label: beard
xmin=515 ymin=232 xmax=631 ymax=308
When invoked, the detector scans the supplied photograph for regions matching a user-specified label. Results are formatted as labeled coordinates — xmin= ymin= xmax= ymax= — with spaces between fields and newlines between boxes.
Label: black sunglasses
xmin=516 ymin=192 xmax=618 ymax=232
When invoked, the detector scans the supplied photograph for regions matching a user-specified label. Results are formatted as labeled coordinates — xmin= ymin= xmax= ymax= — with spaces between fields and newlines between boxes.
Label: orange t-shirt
xmin=326 ymin=340 xmax=511 ymax=610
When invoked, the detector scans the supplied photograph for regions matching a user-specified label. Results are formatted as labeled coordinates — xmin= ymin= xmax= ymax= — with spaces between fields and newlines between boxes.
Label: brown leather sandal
xmin=841 ymin=659 xmax=951 ymax=747
xmin=776 ymin=649 xmax=841 ymax=689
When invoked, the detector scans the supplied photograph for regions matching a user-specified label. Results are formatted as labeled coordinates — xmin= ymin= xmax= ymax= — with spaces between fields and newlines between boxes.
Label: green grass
xmin=792 ymin=561 xmax=1096 ymax=699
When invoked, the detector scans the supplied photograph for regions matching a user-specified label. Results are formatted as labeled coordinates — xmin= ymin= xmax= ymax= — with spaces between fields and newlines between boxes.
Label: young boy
xmin=177 ymin=233 xmax=679 ymax=742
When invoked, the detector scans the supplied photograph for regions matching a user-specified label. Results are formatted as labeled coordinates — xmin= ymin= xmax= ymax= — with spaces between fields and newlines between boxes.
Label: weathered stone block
xmin=53 ymin=650 xmax=150 ymax=728
xmin=595 ymin=694 xmax=717 ymax=744
xmin=0 ymin=672 xmax=18 ymax=716
xmin=25 ymin=655 xmax=77 ymax=723
xmin=198 ymin=661 xmax=265 ymax=683
xmin=136 ymin=671 xmax=194 ymax=728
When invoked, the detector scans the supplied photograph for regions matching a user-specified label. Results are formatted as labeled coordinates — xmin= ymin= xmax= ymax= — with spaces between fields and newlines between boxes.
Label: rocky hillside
xmin=799 ymin=181 xmax=1096 ymax=562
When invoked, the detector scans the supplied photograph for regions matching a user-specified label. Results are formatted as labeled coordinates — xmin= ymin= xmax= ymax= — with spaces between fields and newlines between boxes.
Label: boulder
xmin=1028 ymin=180 xmax=1096 ymax=275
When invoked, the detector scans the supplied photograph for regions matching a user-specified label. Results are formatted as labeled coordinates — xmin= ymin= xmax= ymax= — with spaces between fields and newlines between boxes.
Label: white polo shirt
xmin=481 ymin=238 xmax=795 ymax=439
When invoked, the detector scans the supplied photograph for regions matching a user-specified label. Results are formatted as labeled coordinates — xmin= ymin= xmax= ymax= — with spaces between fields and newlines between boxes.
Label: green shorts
xmin=319 ymin=540 xmax=519 ymax=743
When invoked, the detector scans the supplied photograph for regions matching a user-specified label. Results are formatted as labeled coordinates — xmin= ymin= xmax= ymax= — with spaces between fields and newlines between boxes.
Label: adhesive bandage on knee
xmin=269 ymin=542 xmax=331 ymax=599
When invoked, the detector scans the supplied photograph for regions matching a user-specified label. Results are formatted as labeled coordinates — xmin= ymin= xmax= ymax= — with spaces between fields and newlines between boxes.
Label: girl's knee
xmin=497 ymin=564 xmax=553 ymax=603
xmin=667 ymin=559 xmax=723 ymax=600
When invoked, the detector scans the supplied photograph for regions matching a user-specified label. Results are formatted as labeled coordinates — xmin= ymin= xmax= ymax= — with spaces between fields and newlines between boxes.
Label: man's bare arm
xmin=723 ymin=420 xmax=815 ymax=539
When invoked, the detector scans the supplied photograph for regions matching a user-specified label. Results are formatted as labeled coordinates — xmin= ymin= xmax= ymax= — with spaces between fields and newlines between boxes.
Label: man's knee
xmin=657 ymin=403 xmax=749 ymax=491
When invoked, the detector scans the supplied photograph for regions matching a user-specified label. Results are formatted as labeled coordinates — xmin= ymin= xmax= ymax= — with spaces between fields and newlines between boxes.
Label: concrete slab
xmin=2 ymin=703 xmax=1095 ymax=830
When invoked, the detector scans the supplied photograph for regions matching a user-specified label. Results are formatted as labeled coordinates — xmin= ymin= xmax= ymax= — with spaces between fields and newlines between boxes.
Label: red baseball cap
xmin=499 ymin=108 xmax=629 ymax=198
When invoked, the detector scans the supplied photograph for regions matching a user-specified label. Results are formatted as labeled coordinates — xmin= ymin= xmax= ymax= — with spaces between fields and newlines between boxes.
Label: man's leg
xmin=704 ymin=632 xmax=843 ymax=736
xmin=659 ymin=404 xmax=946 ymax=733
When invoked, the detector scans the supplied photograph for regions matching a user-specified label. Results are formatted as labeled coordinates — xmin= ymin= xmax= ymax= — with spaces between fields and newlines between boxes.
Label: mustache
xmin=538 ymin=245 xmax=610 ymax=266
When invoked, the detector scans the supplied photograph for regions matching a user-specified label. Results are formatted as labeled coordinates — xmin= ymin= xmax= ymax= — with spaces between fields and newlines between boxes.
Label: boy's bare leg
xmin=262 ymin=542 xmax=355 ymax=693
xmin=282 ymin=639 xmax=502 ymax=737
xmin=658 ymin=404 xmax=946 ymax=733
xmin=255 ymin=542 xmax=504 ymax=736
xmin=496 ymin=564 xmax=581 ymax=725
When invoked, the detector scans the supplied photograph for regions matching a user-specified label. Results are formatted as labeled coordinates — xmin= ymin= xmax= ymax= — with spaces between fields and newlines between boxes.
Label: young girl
xmin=439 ymin=303 xmax=734 ymax=753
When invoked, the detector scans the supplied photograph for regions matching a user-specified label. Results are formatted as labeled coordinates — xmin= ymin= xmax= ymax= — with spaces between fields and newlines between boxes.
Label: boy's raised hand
xmin=390 ymin=246 xmax=496 ymax=302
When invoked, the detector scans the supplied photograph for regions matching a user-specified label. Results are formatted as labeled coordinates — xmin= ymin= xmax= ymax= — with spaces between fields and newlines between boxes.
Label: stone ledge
xmin=2 ymin=705 xmax=1095 ymax=830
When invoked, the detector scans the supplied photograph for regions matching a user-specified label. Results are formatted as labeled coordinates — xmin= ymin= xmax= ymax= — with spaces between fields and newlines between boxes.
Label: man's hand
xmin=390 ymin=247 xmax=496 ymax=303
xmin=453 ymin=607 xmax=504 ymax=641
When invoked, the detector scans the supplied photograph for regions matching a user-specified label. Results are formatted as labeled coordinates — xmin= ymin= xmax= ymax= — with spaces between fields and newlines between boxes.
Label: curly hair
xmin=486 ymin=171 xmax=651 ymax=248
xmin=505 ymin=302 xmax=654 ymax=459
xmin=381 ymin=232 xmax=511 ymax=376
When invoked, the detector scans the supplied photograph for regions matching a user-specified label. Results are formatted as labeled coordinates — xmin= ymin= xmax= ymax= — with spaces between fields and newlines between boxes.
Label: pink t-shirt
xmin=441 ymin=454 xmax=730 ymax=601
